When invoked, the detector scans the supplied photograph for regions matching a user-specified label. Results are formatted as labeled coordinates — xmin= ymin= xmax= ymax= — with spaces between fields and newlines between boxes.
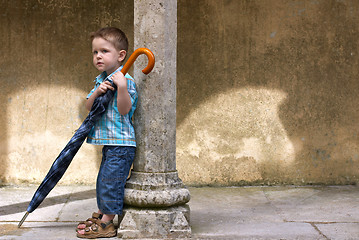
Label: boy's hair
xmin=91 ymin=27 xmax=128 ymax=53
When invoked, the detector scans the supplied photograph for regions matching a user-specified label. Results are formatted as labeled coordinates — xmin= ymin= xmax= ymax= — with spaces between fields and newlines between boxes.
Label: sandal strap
xmin=94 ymin=219 xmax=114 ymax=230
xmin=91 ymin=212 xmax=103 ymax=219
xmin=77 ymin=212 xmax=103 ymax=229
xmin=85 ymin=220 xmax=113 ymax=232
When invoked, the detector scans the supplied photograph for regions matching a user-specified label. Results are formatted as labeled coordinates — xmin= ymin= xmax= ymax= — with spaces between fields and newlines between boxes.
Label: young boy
xmin=77 ymin=27 xmax=137 ymax=239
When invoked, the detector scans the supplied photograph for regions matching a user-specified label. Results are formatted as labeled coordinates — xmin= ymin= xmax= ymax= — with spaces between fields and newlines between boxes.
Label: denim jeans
xmin=96 ymin=146 xmax=135 ymax=215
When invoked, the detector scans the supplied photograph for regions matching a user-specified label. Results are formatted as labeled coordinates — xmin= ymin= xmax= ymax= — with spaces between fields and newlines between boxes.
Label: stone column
xmin=118 ymin=0 xmax=191 ymax=239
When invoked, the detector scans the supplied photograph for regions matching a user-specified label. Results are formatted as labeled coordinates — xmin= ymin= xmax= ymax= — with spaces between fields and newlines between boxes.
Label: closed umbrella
xmin=18 ymin=48 xmax=155 ymax=227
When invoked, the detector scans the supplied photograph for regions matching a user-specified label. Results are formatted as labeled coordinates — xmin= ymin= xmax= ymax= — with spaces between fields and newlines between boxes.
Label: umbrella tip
xmin=18 ymin=212 xmax=29 ymax=228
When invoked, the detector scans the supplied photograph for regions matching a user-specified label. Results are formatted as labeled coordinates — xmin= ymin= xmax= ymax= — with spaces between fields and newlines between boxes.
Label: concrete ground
xmin=0 ymin=185 xmax=359 ymax=239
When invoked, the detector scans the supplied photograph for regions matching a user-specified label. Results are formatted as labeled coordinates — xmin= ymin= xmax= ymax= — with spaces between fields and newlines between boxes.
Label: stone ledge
xmin=126 ymin=171 xmax=184 ymax=191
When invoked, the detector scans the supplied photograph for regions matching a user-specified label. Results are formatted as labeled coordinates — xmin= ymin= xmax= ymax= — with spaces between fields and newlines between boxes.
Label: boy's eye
xmin=93 ymin=51 xmax=98 ymax=55
xmin=102 ymin=50 xmax=108 ymax=53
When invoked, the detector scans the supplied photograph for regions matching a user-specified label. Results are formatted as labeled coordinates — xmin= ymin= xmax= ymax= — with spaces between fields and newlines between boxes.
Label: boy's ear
xmin=118 ymin=50 xmax=127 ymax=62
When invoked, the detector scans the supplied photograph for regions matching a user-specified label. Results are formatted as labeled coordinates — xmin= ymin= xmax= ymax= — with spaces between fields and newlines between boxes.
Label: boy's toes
xmin=77 ymin=229 xmax=85 ymax=235
xmin=77 ymin=223 xmax=86 ymax=229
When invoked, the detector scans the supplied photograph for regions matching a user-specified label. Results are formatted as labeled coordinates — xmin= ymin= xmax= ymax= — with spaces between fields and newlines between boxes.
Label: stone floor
xmin=0 ymin=185 xmax=359 ymax=239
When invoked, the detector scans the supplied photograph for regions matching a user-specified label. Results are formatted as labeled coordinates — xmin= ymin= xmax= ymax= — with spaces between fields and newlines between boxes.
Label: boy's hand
xmin=86 ymin=80 xmax=115 ymax=111
xmin=97 ymin=81 xmax=115 ymax=94
xmin=111 ymin=72 xmax=127 ymax=90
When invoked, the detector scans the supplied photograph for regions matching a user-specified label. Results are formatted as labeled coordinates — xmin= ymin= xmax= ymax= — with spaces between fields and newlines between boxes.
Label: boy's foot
xmin=77 ymin=219 xmax=116 ymax=239
xmin=77 ymin=212 xmax=103 ymax=231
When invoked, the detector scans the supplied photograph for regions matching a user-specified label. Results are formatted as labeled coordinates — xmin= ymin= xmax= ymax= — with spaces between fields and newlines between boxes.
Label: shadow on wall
xmin=177 ymin=88 xmax=295 ymax=184
xmin=177 ymin=0 xmax=359 ymax=185
xmin=0 ymin=0 xmax=134 ymax=184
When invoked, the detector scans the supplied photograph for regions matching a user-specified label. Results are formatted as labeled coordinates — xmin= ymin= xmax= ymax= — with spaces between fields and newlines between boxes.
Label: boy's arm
xmin=111 ymin=72 xmax=132 ymax=115
xmin=86 ymin=81 xmax=115 ymax=111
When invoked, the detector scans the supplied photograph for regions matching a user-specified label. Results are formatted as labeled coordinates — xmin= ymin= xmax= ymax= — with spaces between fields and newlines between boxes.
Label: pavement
xmin=0 ymin=185 xmax=359 ymax=240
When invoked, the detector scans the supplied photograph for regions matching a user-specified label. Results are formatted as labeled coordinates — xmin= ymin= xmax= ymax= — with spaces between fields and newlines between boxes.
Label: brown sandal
xmin=77 ymin=219 xmax=116 ymax=239
xmin=76 ymin=212 xmax=103 ymax=231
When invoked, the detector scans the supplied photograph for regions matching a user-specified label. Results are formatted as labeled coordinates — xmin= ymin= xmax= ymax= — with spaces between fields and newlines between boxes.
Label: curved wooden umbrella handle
xmin=121 ymin=48 xmax=155 ymax=75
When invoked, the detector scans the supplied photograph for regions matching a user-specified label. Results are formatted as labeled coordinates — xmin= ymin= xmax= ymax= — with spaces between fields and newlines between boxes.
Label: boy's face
xmin=92 ymin=37 xmax=126 ymax=74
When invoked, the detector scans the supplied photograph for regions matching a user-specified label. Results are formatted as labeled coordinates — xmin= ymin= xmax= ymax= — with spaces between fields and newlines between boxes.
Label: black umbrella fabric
xmin=18 ymin=48 xmax=155 ymax=227
xmin=26 ymin=84 xmax=116 ymax=213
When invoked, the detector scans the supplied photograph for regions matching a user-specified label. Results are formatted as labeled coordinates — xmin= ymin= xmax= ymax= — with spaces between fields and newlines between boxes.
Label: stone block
xmin=118 ymin=205 xmax=191 ymax=239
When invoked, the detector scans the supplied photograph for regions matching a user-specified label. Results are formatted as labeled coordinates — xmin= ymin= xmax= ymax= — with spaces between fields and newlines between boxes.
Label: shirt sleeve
xmin=126 ymin=78 xmax=138 ymax=117
xmin=86 ymin=84 xmax=99 ymax=99
xmin=128 ymin=80 xmax=137 ymax=104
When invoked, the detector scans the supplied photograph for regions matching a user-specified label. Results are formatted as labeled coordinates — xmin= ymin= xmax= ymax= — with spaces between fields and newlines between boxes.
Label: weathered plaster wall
xmin=177 ymin=0 xmax=359 ymax=185
xmin=1 ymin=0 xmax=359 ymax=186
xmin=0 ymin=0 xmax=133 ymax=184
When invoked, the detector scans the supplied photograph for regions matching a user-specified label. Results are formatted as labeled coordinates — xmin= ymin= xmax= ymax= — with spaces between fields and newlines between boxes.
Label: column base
xmin=124 ymin=171 xmax=191 ymax=207
xmin=118 ymin=204 xmax=191 ymax=239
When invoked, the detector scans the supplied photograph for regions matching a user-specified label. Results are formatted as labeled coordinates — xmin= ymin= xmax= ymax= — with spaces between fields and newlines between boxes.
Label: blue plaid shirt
xmin=86 ymin=66 xmax=137 ymax=146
